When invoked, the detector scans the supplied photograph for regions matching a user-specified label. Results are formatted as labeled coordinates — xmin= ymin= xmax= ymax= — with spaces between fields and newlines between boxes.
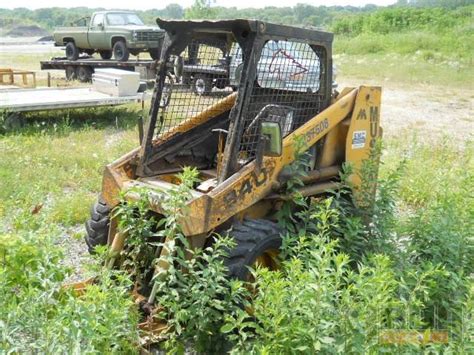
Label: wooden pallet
xmin=0 ymin=68 xmax=37 ymax=88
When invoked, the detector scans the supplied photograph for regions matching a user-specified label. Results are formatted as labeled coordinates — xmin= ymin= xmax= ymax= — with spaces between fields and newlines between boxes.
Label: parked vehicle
xmin=229 ymin=41 xmax=321 ymax=92
xmin=53 ymin=11 xmax=165 ymax=61
xmin=178 ymin=40 xmax=329 ymax=95
xmin=80 ymin=20 xmax=382 ymax=339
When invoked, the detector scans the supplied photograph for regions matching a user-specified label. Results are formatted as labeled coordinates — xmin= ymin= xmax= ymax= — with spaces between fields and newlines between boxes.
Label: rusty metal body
xmin=100 ymin=19 xmax=381 ymax=239
xmin=85 ymin=19 xmax=382 ymax=336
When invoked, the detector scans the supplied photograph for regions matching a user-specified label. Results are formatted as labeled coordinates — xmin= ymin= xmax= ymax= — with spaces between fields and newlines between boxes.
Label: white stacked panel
xmin=92 ymin=68 xmax=140 ymax=97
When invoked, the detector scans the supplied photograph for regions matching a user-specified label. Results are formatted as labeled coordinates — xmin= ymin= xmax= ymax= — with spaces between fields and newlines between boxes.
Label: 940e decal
xmin=223 ymin=160 xmax=276 ymax=205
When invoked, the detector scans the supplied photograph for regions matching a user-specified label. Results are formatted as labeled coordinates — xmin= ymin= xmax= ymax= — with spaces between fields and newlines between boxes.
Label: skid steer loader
xmin=84 ymin=18 xmax=381 ymax=323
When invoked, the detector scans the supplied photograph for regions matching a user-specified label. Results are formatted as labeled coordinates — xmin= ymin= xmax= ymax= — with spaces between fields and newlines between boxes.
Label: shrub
xmin=0 ymin=232 xmax=139 ymax=353
xmin=222 ymin=203 xmax=432 ymax=354
xmin=114 ymin=167 xmax=248 ymax=353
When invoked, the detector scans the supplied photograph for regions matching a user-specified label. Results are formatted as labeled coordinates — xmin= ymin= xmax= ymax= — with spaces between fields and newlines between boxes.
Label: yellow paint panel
xmin=345 ymin=86 xmax=382 ymax=189
xmin=114 ymin=86 xmax=382 ymax=237
xmin=153 ymin=92 xmax=237 ymax=144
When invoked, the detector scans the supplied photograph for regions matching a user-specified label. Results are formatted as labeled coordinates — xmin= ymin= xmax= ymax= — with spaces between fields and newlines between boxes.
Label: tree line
xmin=0 ymin=1 xmax=472 ymax=33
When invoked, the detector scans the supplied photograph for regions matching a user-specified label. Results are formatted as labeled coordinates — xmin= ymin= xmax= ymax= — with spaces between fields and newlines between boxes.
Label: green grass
xmin=0 ymin=101 xmax=472 ymax=352
xmin=334 ymin=30 xmax=474 ymax=87
xmin=0 ymin=105 xmax=141 ymax=231
xmin=0 ymin=52 xmax=61 ymax=71
xmin=335 ymin=52 xmax=474 ymax=87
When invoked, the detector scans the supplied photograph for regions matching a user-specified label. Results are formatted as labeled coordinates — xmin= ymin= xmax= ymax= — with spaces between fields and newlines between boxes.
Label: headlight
xmin=132 ymin=32 xmax=138 ymax=40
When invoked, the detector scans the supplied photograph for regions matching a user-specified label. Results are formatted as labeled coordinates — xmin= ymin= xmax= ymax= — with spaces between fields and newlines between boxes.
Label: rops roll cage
xmin=138 ymin=19 xmax=334 ymax=181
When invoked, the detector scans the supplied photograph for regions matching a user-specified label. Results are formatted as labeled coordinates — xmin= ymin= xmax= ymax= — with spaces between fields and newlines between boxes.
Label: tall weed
xmin=0 ymin=232 xmax=139 ymax=353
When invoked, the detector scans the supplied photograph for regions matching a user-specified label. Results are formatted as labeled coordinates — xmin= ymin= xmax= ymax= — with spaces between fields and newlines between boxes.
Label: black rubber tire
xmin=99 ymin=50 xmax=112 ymax=60
xmin=65 ymin=42 xmax=79 ymax=61
xmin=149 ymin=48 xmax=161 ymax=60
xmin=85 ymin=197 xmax=110 ymax=254
xmin=192 ymin=74 xmax=212 ymax=96
xmin=225 ymin=219 xmax=283 ymax=280
xmin=76 ymin=66 xmax=93 ymax=82
xmin=113 ymin=40 xmax=130 ymax=62
xmin=65 ymin=66 xmax=76 ymax=81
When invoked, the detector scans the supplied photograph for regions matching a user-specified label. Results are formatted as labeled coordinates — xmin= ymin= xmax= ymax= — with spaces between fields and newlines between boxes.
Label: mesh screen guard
xmin=153 ymin=39 xmax=235 ymax=141
xmin=139 ymin=21 xmax=332 ymax=178
xmin=237 ymin=40 xmax=327 ymax=163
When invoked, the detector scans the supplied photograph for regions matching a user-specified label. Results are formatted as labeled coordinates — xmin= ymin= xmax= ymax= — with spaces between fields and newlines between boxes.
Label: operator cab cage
xmin=138 ymin=19 xmax=333 ymax=181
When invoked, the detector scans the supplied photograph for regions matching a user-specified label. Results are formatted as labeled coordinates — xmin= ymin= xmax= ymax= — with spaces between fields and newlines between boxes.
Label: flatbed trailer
xmin=0 ymin=86 xmax=145 ymax=129
xmin=40 ymin=56 xmax=157 ymax=82
xmin=40 ymin=57 xmax=231 ymax=93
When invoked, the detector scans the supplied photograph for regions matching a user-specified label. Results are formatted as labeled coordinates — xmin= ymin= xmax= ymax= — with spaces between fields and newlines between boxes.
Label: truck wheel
xmin=76 ymin=66 xmax=93 ymax=82
xmin=85 ymin=196 xmax=110 ymax=254
xmin=99 ymin=50 xmax=112 ymax=60
xmin=225 ymin=219 xmax=283 ymax=280
xmin=149 ymin=48 xmax=161 ymax=60
xmin=113 ymin=40 xmax=130 ymax=62
xmin=65 ymin=66 xmax=76 ymax=81
xmin=65 ymin=42 xmax=79 ymax=61
xmin=193 ymin=74 xmax=212 ymax=96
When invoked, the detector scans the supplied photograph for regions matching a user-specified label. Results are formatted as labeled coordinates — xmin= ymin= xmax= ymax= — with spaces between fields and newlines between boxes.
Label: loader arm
xmin=125 ymin=86 xmax=381 ymax=237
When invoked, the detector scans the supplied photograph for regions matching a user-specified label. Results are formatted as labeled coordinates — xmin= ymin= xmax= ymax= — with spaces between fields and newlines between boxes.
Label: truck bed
xmin=40 ymin=57 xmax=157 ymax=81
xmin=53 ymin=27 xmax=89 ymax=47
xmin=41 ymin=57 xmax=155 ymax=70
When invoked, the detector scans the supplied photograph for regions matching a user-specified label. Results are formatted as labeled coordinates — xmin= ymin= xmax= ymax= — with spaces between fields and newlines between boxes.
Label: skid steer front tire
xmin=85 ymin=197 xmax=110 ymax=254
xmin=225 ymin=219 xmax=283 ymax=280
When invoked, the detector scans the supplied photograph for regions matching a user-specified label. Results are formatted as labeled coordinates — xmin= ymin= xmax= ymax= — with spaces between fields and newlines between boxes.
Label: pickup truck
xmin=53 ymin=11 xmax=165 ymax=62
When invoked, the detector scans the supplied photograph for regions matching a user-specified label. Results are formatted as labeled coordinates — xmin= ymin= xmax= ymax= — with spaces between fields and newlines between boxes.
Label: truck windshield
xmin=106 ymin=13 xmax=144 ymax=26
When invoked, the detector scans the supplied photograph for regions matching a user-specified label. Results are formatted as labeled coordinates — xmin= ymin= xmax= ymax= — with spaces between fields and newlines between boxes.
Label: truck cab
xmin=53 ymin=11 xmax=165 ymax=61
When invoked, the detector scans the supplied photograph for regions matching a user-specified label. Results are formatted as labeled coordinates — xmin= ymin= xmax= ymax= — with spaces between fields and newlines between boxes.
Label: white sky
xmin=0 ymin=0 xmax=397 ymax=10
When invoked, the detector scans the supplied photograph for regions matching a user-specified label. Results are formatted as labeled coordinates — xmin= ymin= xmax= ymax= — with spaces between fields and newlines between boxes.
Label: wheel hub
xmin=195 ymin=78 xmax=205 ymax=95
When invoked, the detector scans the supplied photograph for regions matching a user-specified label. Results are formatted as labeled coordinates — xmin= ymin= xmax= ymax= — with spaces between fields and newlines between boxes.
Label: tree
xmin=294 ymin=3 xmax=316 ymax=23
xmin=185 ymin=0 xmax=217 ymax=20
xmin=162 ymin=4 xmax=184 ymax=19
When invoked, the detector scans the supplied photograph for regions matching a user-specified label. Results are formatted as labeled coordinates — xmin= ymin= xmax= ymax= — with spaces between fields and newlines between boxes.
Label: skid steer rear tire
xmin=225 ymin=219 xmax=283 ymax=280
xmin=85 ymin=196 xmax=110 ymax=254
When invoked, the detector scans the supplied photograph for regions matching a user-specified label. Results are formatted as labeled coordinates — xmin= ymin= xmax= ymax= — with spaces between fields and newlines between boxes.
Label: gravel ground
xmin=0 ymin=37 xmax=59 ymax=53
xmin=340 ymin=78 xmax=473 ymax=143
xmin=56 ymin=224 xmax=93 ymax=283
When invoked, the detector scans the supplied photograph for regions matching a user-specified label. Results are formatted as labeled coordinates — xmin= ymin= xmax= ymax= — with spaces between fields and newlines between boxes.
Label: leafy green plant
xmin=222 ymin=201 xmax=432 ymax=354
xmin=275 ymin=135 xmax=312 ymax=234
xmin=144 ymin=168 xmax=246 ymax=353
xmin=113 ymin=167 xmax=248 ymax=353
xmin=0 ymin=231 xmax=139 ymax=353
xmin=113 ymin=188 xmax=159 ymax=286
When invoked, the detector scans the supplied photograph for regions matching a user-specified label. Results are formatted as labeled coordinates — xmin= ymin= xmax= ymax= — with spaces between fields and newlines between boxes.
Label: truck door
xmin=88 ymin=13 xmax=107 ymax=50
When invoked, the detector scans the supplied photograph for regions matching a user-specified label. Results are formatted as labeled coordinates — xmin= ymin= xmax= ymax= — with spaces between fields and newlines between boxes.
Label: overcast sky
xmin=1 ymin=0 xmax=397 ymax=10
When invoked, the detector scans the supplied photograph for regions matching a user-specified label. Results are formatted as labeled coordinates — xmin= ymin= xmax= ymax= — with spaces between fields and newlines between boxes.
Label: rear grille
xmin=136 ymin=32 xmax=162 ymax=42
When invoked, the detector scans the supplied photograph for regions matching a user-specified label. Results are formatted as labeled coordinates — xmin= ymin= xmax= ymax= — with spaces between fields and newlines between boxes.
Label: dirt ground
xmin=340 ymin=78 xmax=473 ymax=143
